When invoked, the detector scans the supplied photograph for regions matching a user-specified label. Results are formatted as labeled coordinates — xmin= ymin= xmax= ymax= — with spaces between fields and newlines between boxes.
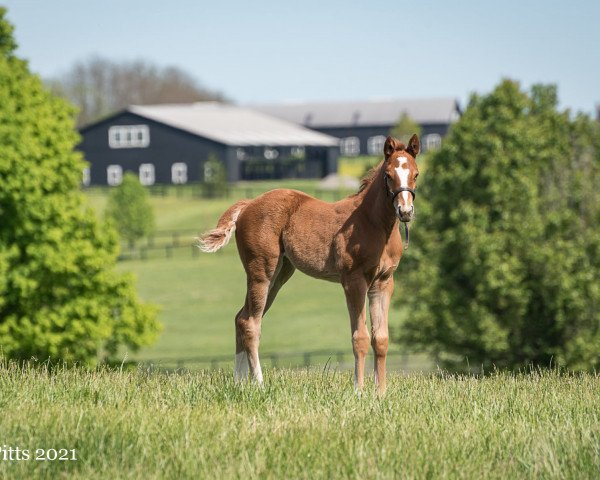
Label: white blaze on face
xmin=395 ymin=156 xmax=411 ymax=207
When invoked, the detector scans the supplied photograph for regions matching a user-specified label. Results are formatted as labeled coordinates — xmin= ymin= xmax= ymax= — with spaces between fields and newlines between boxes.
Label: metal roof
xmin=252 ymin=98 xmax=461 ymax=128
xmin=128 ymin=103 xmax=339 ymax=147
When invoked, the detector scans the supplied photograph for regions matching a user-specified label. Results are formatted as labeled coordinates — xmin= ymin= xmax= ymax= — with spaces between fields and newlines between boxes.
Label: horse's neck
xmin=357 ymin=166 xmax=398 ymax=234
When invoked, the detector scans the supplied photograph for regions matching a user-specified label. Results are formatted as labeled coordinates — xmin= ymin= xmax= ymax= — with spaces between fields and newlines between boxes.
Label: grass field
xmin=1 ymin=361 xmax=599 ymax=479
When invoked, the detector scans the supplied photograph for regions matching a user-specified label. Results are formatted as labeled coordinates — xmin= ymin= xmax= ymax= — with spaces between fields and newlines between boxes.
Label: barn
xmin=253 ymin=97 xmax=461 ymax=157
xmin=78 ymin=102 xmax=339 ymax=186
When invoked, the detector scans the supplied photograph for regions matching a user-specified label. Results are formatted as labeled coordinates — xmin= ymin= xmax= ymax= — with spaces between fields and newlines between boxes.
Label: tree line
xmin=47 ymin=56 xmax=226 ymax=127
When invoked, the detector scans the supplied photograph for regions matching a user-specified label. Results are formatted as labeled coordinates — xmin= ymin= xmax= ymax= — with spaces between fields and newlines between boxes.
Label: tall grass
xmin=1 ymin=360 xmax=598 ymax=479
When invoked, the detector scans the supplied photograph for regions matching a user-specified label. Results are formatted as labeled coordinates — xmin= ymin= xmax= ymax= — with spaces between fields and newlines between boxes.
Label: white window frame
xmin=82 ymin=167 xmax=91 ymax=187
xmin=425 ymin=133 xmax=442 ymax=151
xmin=367 ymin=135 xmax=386 ymax=155
xmin=108 ymin=125 xmax=150 ymax=149
xmin=236 ymin=148 xmax=247 ymax=161
xmin=340 ymin=136 xmax=360 ymax=157
xmin=171 ymin=162 xmax=188 ymax=184
xmin=139 ymin=163 xmax=155 ymax=186
xmin=291 ymin=146 xmax=305 ymax=159
xmin=264 ymin=147 xmax=279 ymax=160
xmin=107 ymin=165 xmax=123 ymax=186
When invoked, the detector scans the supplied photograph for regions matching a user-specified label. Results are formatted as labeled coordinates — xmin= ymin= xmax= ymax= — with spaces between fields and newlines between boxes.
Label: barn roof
xmin=127 ymin=103 xmax=339 ymax=147
xmin=252 ymin=97 xmax=461 ymax=128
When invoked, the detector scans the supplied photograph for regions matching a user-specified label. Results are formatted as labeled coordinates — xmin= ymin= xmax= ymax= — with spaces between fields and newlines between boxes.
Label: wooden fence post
xmin=303 ymin=352 xmax=311 ymax=367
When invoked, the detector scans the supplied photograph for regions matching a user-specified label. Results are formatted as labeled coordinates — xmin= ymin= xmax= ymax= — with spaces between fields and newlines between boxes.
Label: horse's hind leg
xmin=235 ymin=256 xmax=281 ymax=384
xmin=263 ymin=257 xmax=295 ymax=316
xmin=234 ymin=307 xmax=249 ymax=381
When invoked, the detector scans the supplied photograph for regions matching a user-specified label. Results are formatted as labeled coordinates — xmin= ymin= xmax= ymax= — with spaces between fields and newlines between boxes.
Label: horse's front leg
xmin=342 ymin=275 xmax=369 ymax=391
xmin=368 ymin=276 xmax=394 ymax=395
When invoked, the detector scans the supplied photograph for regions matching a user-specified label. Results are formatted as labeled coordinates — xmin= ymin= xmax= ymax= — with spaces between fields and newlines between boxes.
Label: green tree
xmin=0 ymin=9 xmax=160 ymax=365
xmin=105 ymin=173 xmax=155 ymax=247
xmin=202 ymin=154 xmax=227 ymax=198
xmin=397 ymin=79 xmax=600 ymax=371
xmin=389 ymin=112 xmax=422 ymax=145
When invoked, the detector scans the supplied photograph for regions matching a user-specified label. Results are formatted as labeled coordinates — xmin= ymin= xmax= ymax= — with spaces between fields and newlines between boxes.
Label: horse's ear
xmin=384 ymin=136 xmax=402 ymax=158
xmin=407 ymin=134 xmax=420 ymax=158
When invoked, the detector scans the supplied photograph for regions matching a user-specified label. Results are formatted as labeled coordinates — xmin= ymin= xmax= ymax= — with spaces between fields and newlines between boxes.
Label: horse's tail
xmin=195 ymin=200 xmax=251 ymax=253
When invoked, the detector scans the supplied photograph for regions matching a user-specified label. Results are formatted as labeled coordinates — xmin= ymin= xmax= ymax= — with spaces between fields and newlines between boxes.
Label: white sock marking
xmin=254 ymin=361 xmax=264 ymax=385
xmin=234 ymin=351 xmax=248 ymax=381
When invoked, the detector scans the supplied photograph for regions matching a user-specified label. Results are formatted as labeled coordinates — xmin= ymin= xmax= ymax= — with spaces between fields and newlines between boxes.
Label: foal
xmin=198 ymin=135 xmax=420 ymax=393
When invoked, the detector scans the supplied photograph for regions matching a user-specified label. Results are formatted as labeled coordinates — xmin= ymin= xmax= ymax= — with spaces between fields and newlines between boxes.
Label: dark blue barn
xmin=253 ymin=97 xmax=461 ymax=157
xmin=79 ymin=102 xmax=339 ymax=186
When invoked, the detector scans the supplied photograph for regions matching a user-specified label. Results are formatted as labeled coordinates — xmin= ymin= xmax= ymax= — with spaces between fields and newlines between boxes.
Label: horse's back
xmin=234 ymin=189 xmax=310 ymax=252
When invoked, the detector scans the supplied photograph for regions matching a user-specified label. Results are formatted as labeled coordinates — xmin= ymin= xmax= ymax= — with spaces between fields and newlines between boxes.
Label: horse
xmin=197 ymin=135 xmax=420 ymax=393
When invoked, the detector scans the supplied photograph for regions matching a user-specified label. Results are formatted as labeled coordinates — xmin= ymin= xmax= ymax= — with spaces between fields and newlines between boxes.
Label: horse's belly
xmin=290 ymin=258 xmax=341 ymax=283
xmin=282 ymin=236 xmax=340 ymax=283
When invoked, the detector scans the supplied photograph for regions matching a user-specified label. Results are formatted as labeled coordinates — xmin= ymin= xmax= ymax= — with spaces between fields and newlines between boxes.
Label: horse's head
xmin=383 ymin=134 xmax=420 ymax=222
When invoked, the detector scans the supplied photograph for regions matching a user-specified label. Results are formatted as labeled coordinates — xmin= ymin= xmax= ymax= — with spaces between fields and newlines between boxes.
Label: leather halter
xmin=383 ymin=172 xmax=416 ymax=201
xmin=383 ymin=171 xmax=415 ymax=248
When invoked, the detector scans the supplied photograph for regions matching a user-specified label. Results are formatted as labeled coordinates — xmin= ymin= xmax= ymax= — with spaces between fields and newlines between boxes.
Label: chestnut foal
xmin=198 ymin=135 xmax=420 ymax=393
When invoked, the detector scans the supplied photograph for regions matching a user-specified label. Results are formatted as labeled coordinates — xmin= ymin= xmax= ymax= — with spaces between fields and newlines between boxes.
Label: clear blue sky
xmin=3 ymin=0 xmax=599 ymax=114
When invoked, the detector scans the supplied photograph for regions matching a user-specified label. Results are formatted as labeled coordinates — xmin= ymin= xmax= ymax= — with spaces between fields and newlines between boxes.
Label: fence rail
xmin=137 ymin=349 xmax=434 ymax=373
xmin=86 ymin=183 xmax=356 ymax=202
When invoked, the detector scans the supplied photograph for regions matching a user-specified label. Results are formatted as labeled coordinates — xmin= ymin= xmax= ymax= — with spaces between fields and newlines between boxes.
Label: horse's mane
xmin=354 ymin=161 xmax=384 ymax=196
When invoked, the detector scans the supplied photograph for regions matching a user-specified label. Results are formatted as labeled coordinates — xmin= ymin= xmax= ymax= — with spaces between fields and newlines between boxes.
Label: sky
xmin=3 ymin=0 xmax=599 ymax=115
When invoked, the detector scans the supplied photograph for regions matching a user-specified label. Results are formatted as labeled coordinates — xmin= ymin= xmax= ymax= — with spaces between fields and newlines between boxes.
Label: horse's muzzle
xmin=396 ymin=205 xmax=413 ymax=222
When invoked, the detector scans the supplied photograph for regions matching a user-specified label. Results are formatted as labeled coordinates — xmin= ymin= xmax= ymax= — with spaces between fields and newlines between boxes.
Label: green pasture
xmin=119 ymin=251 xmax=352 ymax=363
xmin=85 ymin=176 xmax=423 ymax=368
xmin=1 ymin=362 xmax=598 ymax=479
xmin=85 ymin=178 xmax=355 ymax=231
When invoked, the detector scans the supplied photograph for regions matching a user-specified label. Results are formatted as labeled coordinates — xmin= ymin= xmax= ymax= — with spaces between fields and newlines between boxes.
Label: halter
xmin=383 ymin=171 xmax=415 ymax=248
xmin=383 ymin=172 xmax=416 ymax=202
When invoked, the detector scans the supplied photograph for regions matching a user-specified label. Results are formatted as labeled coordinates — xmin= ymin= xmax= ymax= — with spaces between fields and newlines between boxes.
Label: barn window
xmin=340 ymin=137 xmax=360 ymax=156
xmin=171 ymin=163 xmax=188 ymax=184
xmin=291 ymin=146 xmax=305 ymax=159
xmin=108 ymin=125 xmax=150 ymax=149
xmin=425 ymin=133 xmax=442 ymax=151
xmin=139 ymin=163 xmax=155 ymax=186
xmin=82 ymin=167 xmax=91 ymax=187
xmin=367 ymin=136 xmax=386 ymax=155
xmin=107 ymin=165 xmax=123 ymax=186
xmin=236 ymin=148 xmax=247 ymax=161
xmin=264 ymin=147 xmax=279 ymax=160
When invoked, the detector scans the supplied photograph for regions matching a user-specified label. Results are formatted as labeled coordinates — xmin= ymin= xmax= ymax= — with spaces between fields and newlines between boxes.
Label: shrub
xmin=396 ymin=80 xmax=600 ymax=371
xmin=0 ymin=9 xmax=160 ymax=365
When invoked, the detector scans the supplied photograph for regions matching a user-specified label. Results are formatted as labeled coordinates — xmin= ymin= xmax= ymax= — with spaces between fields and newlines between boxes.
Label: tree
xmin=48 ymin=56 xmax=227 ymax=127
xmin=396 ymin=79 xmax=600 ymax=371
xmin=202 ymin=154 xmax=227 ymax=198
xmin=389 ymin=112 xmax=422 ymax=145
xmin=105 ymin=173 xmax=155 ymax=247
xmin=0 ymin=9 xmax=160 ymax=366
